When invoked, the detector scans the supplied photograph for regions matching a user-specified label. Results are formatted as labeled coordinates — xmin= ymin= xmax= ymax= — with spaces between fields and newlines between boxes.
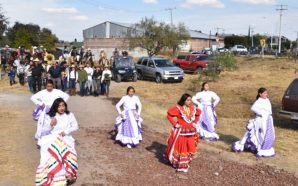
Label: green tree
xmin=40 ymin=28 xmax=58 ymax=49
xmin=127 ymin=17 xmax=189 ymax=56
xmin=165 ymin=23 xmax=190 ymax=57
xmin=6 ymin=22 xmax=58 ymax=49
xmin=0 ymin=4 xmax=9 ymax=46
xmin=224 ymin=35 xmax=249 ymax=48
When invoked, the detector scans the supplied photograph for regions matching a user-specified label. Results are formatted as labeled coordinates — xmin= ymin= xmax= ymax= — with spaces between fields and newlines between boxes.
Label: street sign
xmin=260 ymin=39 xmax=266 ymax=48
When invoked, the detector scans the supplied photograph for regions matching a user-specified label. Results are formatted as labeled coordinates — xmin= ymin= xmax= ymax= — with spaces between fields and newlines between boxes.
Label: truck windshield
xmin=114 ymin=57 xmax=134 ymax=67
xmin=155 ymin=59 xmax=174 ymax=67
xmin=287 ymin=80 xmax=298 ymax=95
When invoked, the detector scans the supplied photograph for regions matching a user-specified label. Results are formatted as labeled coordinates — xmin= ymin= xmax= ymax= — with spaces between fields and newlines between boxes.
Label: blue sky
xmin=1 ymin=0 xmax=297 ymax=41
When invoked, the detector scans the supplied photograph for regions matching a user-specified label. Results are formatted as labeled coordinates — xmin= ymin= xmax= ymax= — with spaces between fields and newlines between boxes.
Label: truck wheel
xmin=115 ymin=74 xmax=121 ymax=83
xmin=133 ymin=73 xmax=138 ymax=82
xmin=155 ymin=74 xmax=162 ymax=84
xmin=196 ymin=67 xmax=203 ymax=74
xmin=137 ymin=71 xmax=143 ymax=80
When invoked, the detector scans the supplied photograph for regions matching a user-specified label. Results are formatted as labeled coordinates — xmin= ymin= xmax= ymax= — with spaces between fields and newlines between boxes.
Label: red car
xmin=279 ymin=78 xmax=298 ymax=121
xmin=173 ymin=54 xmax=209 ymax=73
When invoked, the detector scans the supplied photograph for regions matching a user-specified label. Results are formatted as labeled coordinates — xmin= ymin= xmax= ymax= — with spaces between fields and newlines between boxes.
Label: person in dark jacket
xmin=48 ymin=61 xmax=62 ymax=89
xmin=32 ymin=58 xmax=45 ymax=93
xmin=92 ymin=64 xmax=103 ymax=96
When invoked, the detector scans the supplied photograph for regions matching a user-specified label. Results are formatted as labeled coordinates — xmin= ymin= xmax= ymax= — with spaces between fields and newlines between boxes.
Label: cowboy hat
xmin=71 ymin=64 xmax=76 ymax=68
xmin=33 ymin=58 xmax=40 ymax=62
xmin=87 ymin=48 xmax=91 ymax=50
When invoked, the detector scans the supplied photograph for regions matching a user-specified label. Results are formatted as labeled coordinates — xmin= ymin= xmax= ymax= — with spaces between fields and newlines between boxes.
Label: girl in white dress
xmin=232 ymin=87 xmax=275 ymax=157
xmin=35 ymin=98 xmax=79 ymax=185
xmin=115 ymin=86 xmax=143 ymax=148
xmin=192 ymin=82 xmax=220 ymax=141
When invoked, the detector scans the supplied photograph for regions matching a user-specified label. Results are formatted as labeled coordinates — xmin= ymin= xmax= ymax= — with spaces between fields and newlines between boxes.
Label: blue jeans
xmin=69 ymin=79 xmax=76 ymax=89
xmin=27 ymin=76 xmax=33 ymax=92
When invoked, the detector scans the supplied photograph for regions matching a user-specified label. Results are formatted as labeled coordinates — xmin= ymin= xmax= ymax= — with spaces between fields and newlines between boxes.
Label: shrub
xmin=214 ymin=52 xmax=237 ymax=71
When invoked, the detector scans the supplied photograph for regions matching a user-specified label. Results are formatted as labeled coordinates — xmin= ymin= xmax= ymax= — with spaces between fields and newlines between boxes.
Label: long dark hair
xmin=47 ymin=98 xmax=70 ymax=117
xmin=256 ymin=87 xmax=267 ymax=100
xmin=127 ymin=86 xmax=135 ymax=94
xmin=201 ymin=81 xmax=208 ymax=91
xmin=177 ymin=93 xmax=192 ymax=106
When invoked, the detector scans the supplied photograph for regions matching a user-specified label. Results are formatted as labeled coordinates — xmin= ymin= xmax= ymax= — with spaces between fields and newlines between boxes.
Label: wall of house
xmin=84 ymin=38 xmax=147 ymax=59
xmin=188 ymin=39 xmax=218 ymax=51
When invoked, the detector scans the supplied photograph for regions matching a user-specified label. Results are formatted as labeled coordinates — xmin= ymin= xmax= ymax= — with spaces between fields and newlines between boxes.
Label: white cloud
xmin=70 ymin=15 xmax=89 ymax=21
xmin=181 ymin=0 xmax=225 ymax=9
xmin=41 ymin=7 xmax=78 ymax=13
xmin=143 ymin=0 xmax=158 ymax=4
xmin=232 ymin=0 xmax=276 ymax=5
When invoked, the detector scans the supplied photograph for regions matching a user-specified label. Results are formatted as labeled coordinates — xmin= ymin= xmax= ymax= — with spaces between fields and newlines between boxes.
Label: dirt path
xmin=0 ymin=92 xmax=297 ymax=186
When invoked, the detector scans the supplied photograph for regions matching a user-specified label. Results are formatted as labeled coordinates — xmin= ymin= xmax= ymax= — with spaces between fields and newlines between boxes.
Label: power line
xmin=276 ymin=4 xmax=288 ymax=53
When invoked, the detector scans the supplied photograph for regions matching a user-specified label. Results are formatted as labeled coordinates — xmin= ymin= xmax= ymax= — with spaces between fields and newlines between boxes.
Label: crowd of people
xmin=4 ymin=45 xmax=115 ymax=98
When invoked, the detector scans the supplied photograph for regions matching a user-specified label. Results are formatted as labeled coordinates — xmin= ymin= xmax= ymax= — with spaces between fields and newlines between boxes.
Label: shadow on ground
xmin=218 ymin=132 xmax=240 ymax=146
xmin=145 ymin=141 xmax=171 ymax=167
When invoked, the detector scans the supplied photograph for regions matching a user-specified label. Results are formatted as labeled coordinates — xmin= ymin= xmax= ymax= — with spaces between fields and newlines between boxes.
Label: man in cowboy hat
xmin=31 ymin=58 xmax=45 ymax=93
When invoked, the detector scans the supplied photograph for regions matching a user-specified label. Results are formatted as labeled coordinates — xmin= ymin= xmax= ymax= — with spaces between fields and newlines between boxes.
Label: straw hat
xmin=71 ymin=64 xmax=76 ymax=68
xmin=33 ymin=58 xmax=40 ymax=62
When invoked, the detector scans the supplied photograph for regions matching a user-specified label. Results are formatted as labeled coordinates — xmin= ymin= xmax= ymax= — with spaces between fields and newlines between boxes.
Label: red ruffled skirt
xmin=165 ymin=127 xmax=199 ymax=172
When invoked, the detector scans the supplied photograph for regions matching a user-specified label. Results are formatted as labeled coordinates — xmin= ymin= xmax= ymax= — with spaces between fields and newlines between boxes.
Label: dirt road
xmin=0 ymin=92 xmax=297 ymax=186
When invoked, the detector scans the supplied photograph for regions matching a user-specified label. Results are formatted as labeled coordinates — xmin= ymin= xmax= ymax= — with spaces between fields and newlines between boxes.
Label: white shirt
xmin=84 ymin=67 xmax=94 ymax=81
xmin=251 ymin=98 xmax=272 ymax=117
xmin=25 ymin=65 xmax=32 ymax=77
xmin=116 ymin=95 xmax=142 ymax=115
xmin=50 ymin=112 xmax=79 ymax=135
xmin=192 ymin=90 xmax=220 ymax=107
xmin=101 ymin=70 xmax=112 ymax=83
xmin=68 ymin=69 xmax=78 ymax=81
xmin=31 ymin=89 xmax=69 ymax=107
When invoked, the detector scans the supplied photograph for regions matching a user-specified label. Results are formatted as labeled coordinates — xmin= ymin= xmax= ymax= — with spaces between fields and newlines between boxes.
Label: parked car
xmin=202 ymin=48 xmax=212 ymax=55
xmin=173 ymin=54 xmax=222 ymax=74
xmin=279 ymin=78 xmax=298 ymax=121
xmin=230 ymin=45 xmax=248 ymax=55
xmin=217 ymin=47 xmax=229 ymax=53
xmin=111 ymin=56 xmax=137 ymax=83
xmin=136 ymin=57 xmax=184 ymax=83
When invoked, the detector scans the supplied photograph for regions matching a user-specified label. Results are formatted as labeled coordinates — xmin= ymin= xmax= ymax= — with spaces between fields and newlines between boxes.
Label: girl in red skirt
xmin=164 ymin=93 xmax=201 ymax=172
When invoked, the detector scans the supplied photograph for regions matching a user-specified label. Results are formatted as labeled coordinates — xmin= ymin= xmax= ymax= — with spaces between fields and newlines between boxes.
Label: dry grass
xmin=0 ymin=75 xmax=29 ymax=94
xmin=111 ymin=56 xmax=298 ymax=176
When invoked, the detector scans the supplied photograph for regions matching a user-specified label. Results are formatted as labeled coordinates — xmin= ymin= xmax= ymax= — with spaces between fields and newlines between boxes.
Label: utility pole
xmin=215 ymin=27 xmax=223 ymax=35
xmin=165 ymin=7 xmax=176 ymax=26
xmin=251 ymin=27 xmax=254 ymax=47
xmin=276 ymin=4 xmax=288 ymax=53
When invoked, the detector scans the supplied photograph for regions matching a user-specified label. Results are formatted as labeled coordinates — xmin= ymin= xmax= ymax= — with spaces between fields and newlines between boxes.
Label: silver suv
xmin=136 ymin=57 xmax=184 ymax=83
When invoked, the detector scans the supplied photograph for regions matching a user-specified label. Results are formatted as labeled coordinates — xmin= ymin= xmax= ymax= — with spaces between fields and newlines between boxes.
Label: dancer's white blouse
xmin=48 ymin=112 xmax=79 ymax=135
xmin=116 ymin=95 xmax=142 ymax=115
xmin=251 ymin=98 xmax=272 ymax=116
xmin=192 ymin=90 xmax=220 ymax=107
xmin=31 ymin=89 xmax=69 ymax=107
